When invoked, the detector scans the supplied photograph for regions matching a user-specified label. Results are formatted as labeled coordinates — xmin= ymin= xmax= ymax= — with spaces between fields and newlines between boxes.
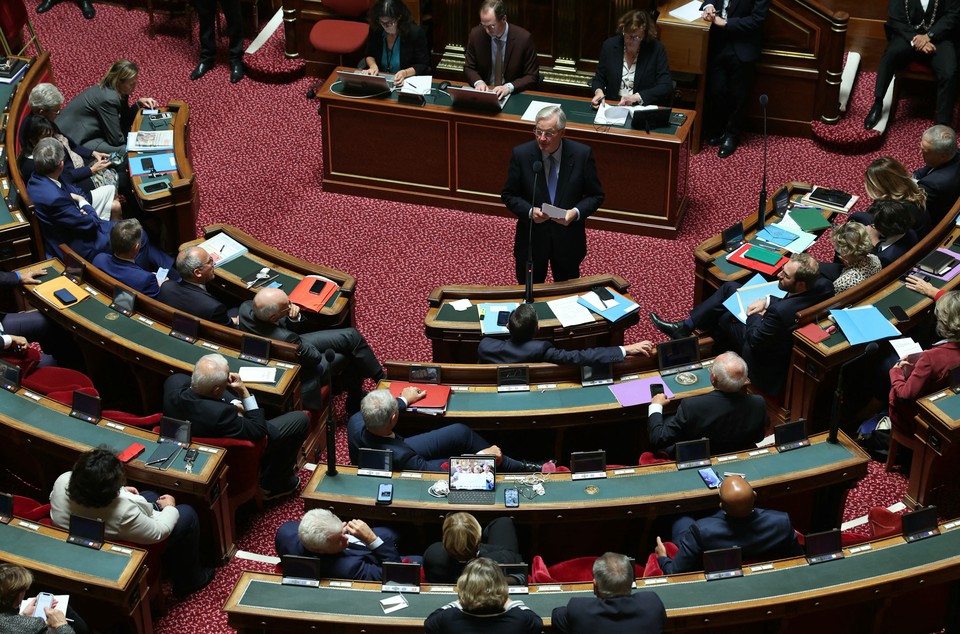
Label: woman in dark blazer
xmin=591 ymin=10 xmax=673 ymax=108
xmin=361 ymin=0 xmax=430 ymax=87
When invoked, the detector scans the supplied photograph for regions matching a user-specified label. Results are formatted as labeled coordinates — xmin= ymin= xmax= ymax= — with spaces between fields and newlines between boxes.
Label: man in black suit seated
xmin=348 ymin=389 xmax=544 ymax=473
xmin=0 ymin=267 xmax=78 ymax=368
xmin=650 ymin=253 xmax=834 ymax=395
xmin=552 ymin=552 xmax=666 ymax=634
xmin=162 ymin=353 xmax=309 ymax=499
xmin=867 ymin=200 xmax=919 ymax=268
xmin=655 ymin=475 xmax=802 ymax=574
xmin=157 ymin=246 xmax=238 ymax=328
xmin=648 ymin=351 xmax=767 ymax=456
xmin=238 ymin=287 xmax=384 ymax=412
xmin=478 ymin=303 xmax=654 ymax=364
xmin=915 ymin=125 xmax=960 ymax=223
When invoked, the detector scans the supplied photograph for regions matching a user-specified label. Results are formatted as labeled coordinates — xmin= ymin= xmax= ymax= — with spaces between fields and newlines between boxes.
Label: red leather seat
xmin=308 ymin=0 xmax=372 ymax=58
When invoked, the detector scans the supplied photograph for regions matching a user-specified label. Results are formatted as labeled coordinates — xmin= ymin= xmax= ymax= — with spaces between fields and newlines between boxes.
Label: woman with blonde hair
xmin=825 ymin=222 xmax=881 ymax=293
xmin=425 ymin=558 xmax=543 ymax=633
xmin=423 ymin=512 xmax=523 ymax=583
xmin=0 ymin=563 xmax=79 ymax=633
xmin=850 ymin=156 xmax=930 ymax=235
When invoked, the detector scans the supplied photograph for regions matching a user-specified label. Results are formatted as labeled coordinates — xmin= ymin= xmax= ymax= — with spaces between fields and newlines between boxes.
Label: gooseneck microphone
xmin=827 ymin=341 xmax=879 ymax=444
xmin=324 ymin=348 xmax=338 ymax=475
xmin=525 ymin=160 xmax=543 ymax=304
xmin=757 ymin=94 xmax=769 ymax=231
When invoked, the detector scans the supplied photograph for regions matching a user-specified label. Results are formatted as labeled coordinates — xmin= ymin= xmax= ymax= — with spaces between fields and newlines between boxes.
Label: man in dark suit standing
xmin=552 ymin=552 xmax=666 ymax=634
xmin=864 ymin=0 xmax=960 ymax=130
xmin=464 ymin=0 xmax=539 ymax=98
xmin=915 ymin=125 xmax=960 ymax=223
xmin=700 ymin=0 xmax=770 ymax=158
xmin=157 ymin=246 xmax=238 ymax=328
xmin=191 ymin=0 xmax=245 ymax=84
xmin=502 ymin=105 xmax=605 ymax=284
xmin=478 ymin=303 xmax=653 ymax=364
xmin=650 ymin=253 xmax=834 ymax=395
xmin=655 ymin=475 xmax=803 ymax=574
xmin=648 ymin=351 xmax=767 ymax=456
xmin=163 ymin=353 xmax=309 ymax=499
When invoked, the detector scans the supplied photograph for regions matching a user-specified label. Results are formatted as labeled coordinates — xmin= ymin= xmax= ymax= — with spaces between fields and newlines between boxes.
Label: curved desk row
xmin=908 ymin=388 xmax=960 ymax=508
xmin=224 ymin=518 xmax=960 ymax=633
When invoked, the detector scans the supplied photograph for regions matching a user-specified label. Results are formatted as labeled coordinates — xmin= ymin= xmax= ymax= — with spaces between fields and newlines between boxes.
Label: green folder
xmin=744 ymin=246 xmax=783 ymax=266
xmin=789 ymin=208 xmax=831 ymax=232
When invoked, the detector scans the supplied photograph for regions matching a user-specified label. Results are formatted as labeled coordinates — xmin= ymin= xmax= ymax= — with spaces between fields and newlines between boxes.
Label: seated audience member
xmin=0 ymin=266 xmax=78 ymax=368
xmin=650 ymin=253 xmax=833 ymax=395
xmin=914 ymin=125 xmax=960 ymax=224
xmin=275 ymin=508 xmax=404 ymax=581
xmin=850 ymin=156 xmax=930 ymax=235
xmin=889 ymin=291 xmax=960 ymax=437
xmin=424 ymin=513 xmax=523 ymax=584
xmin=26 ymin=138 xmax=173 ymax=271
xmin=425 ymin=557 xmax=543 ymax=634
xmin=163 ymin=353 xmax=308 ymax=499
xmin=463 ymin=0 xmax=539 ymax=98
xmin=348 ymin=388 xmax=545 ymax=472
xmin=478 ymin=303 xmax=654 ymax=364
xmin=19 ymin=114 xmax=120 ymax=221
xmin=49 ymin=447 xmax=214 ymax=598
xmin=654 ymin=475 xmax=802 ymax=574
xmin=552 ymin=552 xmax=666 ymax=634
xmin=819 ymin=222 xmax=881 ymax=294
xmin=92 ymin=219 xmax=166 ymax=298
xmin=238 ymin=287 xmax=384 ymax=411
xmin=591 ymin=10 xmax=672 ymax=109
xmin=648 ymin=351 xmax=767 ymax=456
xmin=57 ymin=60 xmax=159 ymax=154
xmin=157 ymin=247 xmax=238 ymax=327
xmin=0 ymin=563 xmax=87 ymax=634
xmin=867 ymin=200 xmax=919 ymax=268
xmin=361 ymin=0 xmax=430 ymax=87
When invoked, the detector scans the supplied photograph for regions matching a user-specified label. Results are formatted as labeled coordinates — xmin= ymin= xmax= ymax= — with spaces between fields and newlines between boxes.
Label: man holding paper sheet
xmin=502 ymin=105 xmax=605 ymax=284
xmin=163 ymin=354 xmax=309 ymax=500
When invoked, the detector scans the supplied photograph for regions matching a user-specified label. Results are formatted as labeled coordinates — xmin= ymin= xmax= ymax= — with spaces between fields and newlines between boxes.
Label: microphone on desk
xmin=757 ymin=94 xmax=769 ymax=231
xmin=324 ymin=348 xmax=338 ymax=476
xmin=827 ymin=341 xmax=879 ymax=444
xmin=525 ymin=160 xmax=543 ymax=304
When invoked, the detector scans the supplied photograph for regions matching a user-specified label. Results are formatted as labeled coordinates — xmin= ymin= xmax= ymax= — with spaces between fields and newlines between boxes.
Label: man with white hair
xmin=274 ymin=509 xmax=404 ymax=581
xmin=647 ymin=351 xmax=768 ymax=456
xmin=914 ymin=125 xmax=960 ymax=224
xmin=162 ymin=353 xmax=309 ymax=499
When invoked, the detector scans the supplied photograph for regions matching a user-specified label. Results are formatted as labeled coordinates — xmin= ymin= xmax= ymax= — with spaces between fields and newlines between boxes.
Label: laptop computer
xmin=381 ymin=561 xmax=421 ymax=593
xmin=675 ymin=438 xmax=711 ymax=470
xmin=69 ymin=390 xmax=101 ymax=424
xmin=0 ymin=492 xmax=12 ymax=524
xmin=656 ymin=336 xmax=702 ymax=376
xmin=281 ymin=554 xmax=323 ymax=587
xmin=447 ymin=455 xmax=496 ymax=505
xmin=703 ymin=546 xmax=742 ymax=581
xmin=0 ymin=362 xmax=20 ymax=392
xmin=447 ymin=85 xmax=509 ymax=111
xmin=581 ymin=363 xmax=613 ymax=387
xmin=336 ymin=69 xmax=394 ymax=93
xmin=499 ymin=563 xmax=529 ymax=594
xmin=774 ymin=419 xmax=809 ymax=453
xmin=66 ymin=514 xmax=104 ymax=550
xmin=169 ymin=313 xmax=200 ymax=344
xmin=902 ymin=506 xmax=940 ymax=543
xmin=804 ymin=528 xmax=844 ymax=564
xmin=239 ymin=335 xmax=271 ymax=365
xmin=722 ymin=222 xmax=745 ymax=252
xmin=497 ymin=366 xmax=530 ymax=392
xmin=357 ymin=448 xmax=393 ymax=478
xmin=570 ymin=450 xmax=606 ymax=480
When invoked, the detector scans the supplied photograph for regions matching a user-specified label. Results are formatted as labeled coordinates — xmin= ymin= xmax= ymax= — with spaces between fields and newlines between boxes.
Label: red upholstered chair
xmin=12 ymin=494 xmax=50 ymax=522
xmin=22 ymin=367 xmax=97 ymax=397
xmin=45 ymin=387 xmax=99 ymax=407
xmin=639 ymin=451 xmax=672 ymax=465
xmin=306 ymin=0 xmax=372 ymax=98
xmin=101 ymin=411 xmax=163 ymax=429
xmin=530 ymin=555 xmax=644 ymax=584
xmin=0 ymin=0 xmax=42 ymax=57
xmin=867 ymin=506 xmax=903 ymax=539
xmin=194 ymin=434 xmax=268 ymax=511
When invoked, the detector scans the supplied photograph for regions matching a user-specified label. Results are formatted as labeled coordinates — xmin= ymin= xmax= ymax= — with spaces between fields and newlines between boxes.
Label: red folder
xmin=289 ymin=277 xmax=338 ymax=313
xmin=726 ymin=243 xmax=788 ymax=276
xmin=388 ymin=381 xmax=452 ymax=410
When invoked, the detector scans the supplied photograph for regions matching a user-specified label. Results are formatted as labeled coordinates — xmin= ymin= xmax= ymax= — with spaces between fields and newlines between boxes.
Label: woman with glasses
xmin=591 ymin=10 xmax=672 ymax=109
xmin=361 ymin=0 xmax=430 ymax=87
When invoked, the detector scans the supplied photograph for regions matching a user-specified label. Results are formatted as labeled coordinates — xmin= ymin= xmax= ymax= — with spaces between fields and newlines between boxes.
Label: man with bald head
xmin=647 ymin=351 xmax=767 ymax=456
xmin=655 ymin=475 xmax=802 ymax=574
xmin=157 ymin=246 xmax=238 ymax=327
xmin=162 ymin=353 xmax=309 ymax=499
xmin=238 ymin=287 xmax=384 ymax=412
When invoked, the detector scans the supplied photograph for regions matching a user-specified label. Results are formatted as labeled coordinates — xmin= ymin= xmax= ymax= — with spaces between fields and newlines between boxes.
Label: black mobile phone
xmin=141 ymin=157 xmax=155 ymax=170
xmin=143 ymin=180 xmax=169 ymax=194
xmin=309 ymin=279 xmax=326 ymax=294
xmin=698 ymin=467 xmax=722 ymax=489
xmin=890 ymin=306 xmax=909 ymax=323
xmin=376 ymin=483 xmax=393 ymax=505
xmin=54 ymin=288 xmax=77 ymax=305
xmin=650 ymin=383 xmax=665 ymax=397
xmin=591 ymin=285 xmax=614 ymax=301
xmin=504 ymin=487 xmax=520 ymax=508
xmin=496 ymin=311 xmax=509 ymax=327
xmin=184 ymin=448 xmax=199 ymax=463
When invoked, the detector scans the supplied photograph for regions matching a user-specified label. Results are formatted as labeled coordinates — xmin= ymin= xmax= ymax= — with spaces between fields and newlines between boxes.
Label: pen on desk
xmin=144 ymin=458 xmax=167 ymax=466
xmin=219 ymin=245 xmax=225 ymax=254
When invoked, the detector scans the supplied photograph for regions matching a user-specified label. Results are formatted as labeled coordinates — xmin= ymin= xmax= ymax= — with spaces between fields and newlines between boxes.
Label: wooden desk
xmin=908 ymin=392 xmax=960 ymax=508
xmin=424 ymin=274 xmax=639 ymax=363
xmin=129 ymin=102 xmax=198 ymax=253
xmin=319 ymin=69 xmax=693 ymax=238
xmin=657 ymin=0 xmax=711 ymax=154
xmin=303 ymin=432 xmax=867 ymax=561
xmin=0 ymin=518 xmax=152 ymax=634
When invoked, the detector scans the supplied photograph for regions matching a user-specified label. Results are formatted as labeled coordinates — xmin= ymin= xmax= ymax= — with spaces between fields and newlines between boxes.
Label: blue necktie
xmin=546 ymin=155 xmax=558 ymax=204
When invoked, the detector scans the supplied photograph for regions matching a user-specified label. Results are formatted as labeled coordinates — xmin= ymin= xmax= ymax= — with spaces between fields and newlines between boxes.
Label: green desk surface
xmin=819 ymin=282 xmax=942 ymax=350
xmin=931 ymin=392 xmax=960 ymax=420
xmin=217 ymin=253 xmax=342 ymax=311
xmin=311 ymin=439 xmax=857 ymax=505
xmin=436 ymin=301 xmax=555 ymax=324
xmin=233 ymin=525 xmax=960 ymax=618
xmin=0 ymin=387 xmax=210 ymax=472
xmin=0 ymin=521 xmax=131 ymax=581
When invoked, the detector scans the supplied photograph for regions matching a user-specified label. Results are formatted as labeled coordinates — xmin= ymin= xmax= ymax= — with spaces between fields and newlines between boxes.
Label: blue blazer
xmin=591 ymin=36 xmax=673 ymax=106
xmin=92 ymin=253 xmax=161 ymax=298
xmin=552 ymin=592 xmax=667 ymax=634
xmin=477 ymin=337 xmax=625 ymax=365
xmin=876 ymin=230 xmax=919 ymax=268
xmin=26 ymin=172 xmax=111 ymax=260
xmin=274 ymin=521 xmax=401 ymax=581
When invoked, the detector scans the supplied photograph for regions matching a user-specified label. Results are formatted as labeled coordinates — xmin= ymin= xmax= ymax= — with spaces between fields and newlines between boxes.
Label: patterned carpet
xmin=26 ymin=4 xmax=949 ymax=631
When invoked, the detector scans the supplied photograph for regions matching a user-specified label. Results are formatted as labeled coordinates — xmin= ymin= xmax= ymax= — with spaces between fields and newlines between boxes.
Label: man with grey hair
xmin=274 ymin=508 xmax=405 ymax=581
xmin=92 ymin=219 xmax=167 ymax=298
xmin=552 ymin=551 xmax=666 ymax=633
xmin=162 ymin=353 xmax=309 ymax=499
xmin=238 ymin=287 xmax=383 ymax=412
xmin=157 ymin=246 xmax=238 ymax=327
xmin=502 ymin=105 xmax=604 ymax=284
xmin=347 ymin=389 xmax=545 ymax=472
xmin=647 ymin=351 xmax=767 ymax=457
xmin=914 ymin=125 xmax=960 ymax=224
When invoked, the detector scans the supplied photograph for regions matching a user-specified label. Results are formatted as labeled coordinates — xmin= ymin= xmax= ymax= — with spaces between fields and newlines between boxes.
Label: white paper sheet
xmin=669 ymin=0 xmax=704 ymax=22
xmin=547 ymin=295 xmax=595 ymax=327
xmin=890 ymin=337 xmax=923 ymax=359
xmin=239 ymin=367 xmax=278 ymax=383
xmin=521 ymin=100 xmax=564 ymax=122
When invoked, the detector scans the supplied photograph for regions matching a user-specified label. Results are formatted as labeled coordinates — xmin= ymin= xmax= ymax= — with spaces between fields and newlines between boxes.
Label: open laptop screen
xmin=449 ymin=455 xmax=496 ymax=492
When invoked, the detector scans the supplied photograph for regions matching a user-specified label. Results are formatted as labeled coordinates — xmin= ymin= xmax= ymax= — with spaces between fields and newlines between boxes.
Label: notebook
xmin=448 ymin=455 xmax=496 ymax=505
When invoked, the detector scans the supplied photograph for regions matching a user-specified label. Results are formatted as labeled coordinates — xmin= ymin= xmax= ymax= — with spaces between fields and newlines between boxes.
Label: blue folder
xmin=830 ymin=305 xmax=901 ymax=346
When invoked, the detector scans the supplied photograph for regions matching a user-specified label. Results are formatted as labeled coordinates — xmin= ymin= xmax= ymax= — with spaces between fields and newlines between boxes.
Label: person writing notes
xmin=360 ymin=0 xmax=430 ymax=87
xmin=591 ymin=10 xmax=673 ymax=109
xmin=464 ymin=0 xmax=540 ymax=98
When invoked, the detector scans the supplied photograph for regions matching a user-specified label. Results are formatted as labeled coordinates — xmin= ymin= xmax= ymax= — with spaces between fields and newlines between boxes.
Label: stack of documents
xmin=546 ymin=295 xmax=594 ymax=327
xmin=577 ymin=289 xmax=639 ymax=322
xmin=127 ymin=131 xmax=174 ymax=152
xmin=197 ymin=232 xmax=247 ymax=266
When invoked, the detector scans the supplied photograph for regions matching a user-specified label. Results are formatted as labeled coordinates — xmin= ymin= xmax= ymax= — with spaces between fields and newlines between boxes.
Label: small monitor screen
xmin=382 ymin=562 xmax=421 ymax=587
xmin=581 ymin=364 xmax=613 ymax=384
xmin=497 ymin=366 xmax=529 ymax=386
xmin=805 ymin=528 xmax=842 ymax=557
xmin=722 ymin=222 xmax=745 ymax=249
xmin=570 ymin=450 xmax=606 ymax=474
xmin=72 ymin=391 xmax=102 ymax=419
xmin=0 ymin=362 xmax=20 ymax=390
xmin=242 ymin=335 xmax=271 ymax=359
xmin=0 ymin=492 xmax=12 ymax=517
xmin=498 ymin=563 xmax=529 ymax=585
xmin=657 ymin=336 xmax=699 ymax=371
xmin=703 ymin=547 xmax=741 ymax=573
xmin=69 ymin=515 xmax=104 ymax=542
xmin=111 ymin=286 xmax=136 ymax=313
xmin=449 ymin=456 xmax=496 ymax=491
xmin=775 ymin=420 xmax=807 ymax=445
xmin=159 ymin=416 xmax=191 ymax=445
xmin=282 ymin=555 xmax=322 ymax=580
xmin=172 ymin=313 xmax=199 ymax=339
xmin=409 ymin=365 xmax=440 ymax=384
xmin=359 ymin=448 xmax=393 ymax=472
xmin=902 ymin=506 xmax=938 ymax=536
xmin=64 ymin=253 xmax=85 ymax=281
xmin=675 ymin=438 xmax=710 ymax=463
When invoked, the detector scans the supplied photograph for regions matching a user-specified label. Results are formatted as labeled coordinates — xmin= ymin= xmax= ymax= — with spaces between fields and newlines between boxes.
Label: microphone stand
xmin=525 ymin=161 xmax=542 ymax=304
xmin=757 ymin=94 xmax=769 ymax=231
xmin=828 ymin=342 xmax=878 ymax=444
xmin=324 ymin=348 xmax=338 ymax=475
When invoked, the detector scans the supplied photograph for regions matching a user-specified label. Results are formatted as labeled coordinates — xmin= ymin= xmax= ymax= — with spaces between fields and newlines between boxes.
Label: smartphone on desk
xmin=698 ymin=467 xmax=722 ymax=489
xmin=376 ymin=483 xmax=393 ymax=505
